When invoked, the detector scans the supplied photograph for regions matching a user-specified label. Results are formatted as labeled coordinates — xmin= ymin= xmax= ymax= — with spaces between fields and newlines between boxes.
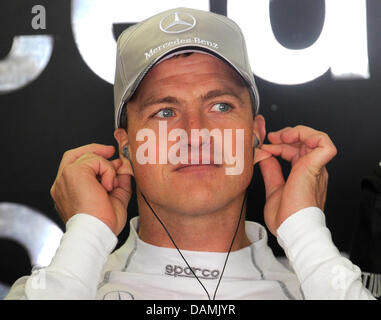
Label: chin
xmin=172 ymin=193 xmax=227 ymax=217
xmin=137 ymin=164 xmax=252 ymax=216
xmin=166 ymin=178 xmax=242 ymax=216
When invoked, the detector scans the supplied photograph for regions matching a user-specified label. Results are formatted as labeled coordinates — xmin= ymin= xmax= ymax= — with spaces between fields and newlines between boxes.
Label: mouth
xmin=174 ymin=163 xmax=221 ymax=173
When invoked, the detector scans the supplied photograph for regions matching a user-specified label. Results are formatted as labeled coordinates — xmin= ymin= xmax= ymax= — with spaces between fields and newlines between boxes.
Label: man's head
xmin=113 ymin=8 xmax=268 ymax=217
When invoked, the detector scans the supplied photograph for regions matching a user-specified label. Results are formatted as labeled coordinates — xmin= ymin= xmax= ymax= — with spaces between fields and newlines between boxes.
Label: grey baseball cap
xmin=114 ymin=7 xmax=260 ymax=129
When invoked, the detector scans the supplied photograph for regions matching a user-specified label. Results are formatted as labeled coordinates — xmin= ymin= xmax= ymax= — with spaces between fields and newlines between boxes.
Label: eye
xmin=155 ymin=108 xmax=175 ymax=118
xmin=211 ymin=103 xmax=232 ymax=113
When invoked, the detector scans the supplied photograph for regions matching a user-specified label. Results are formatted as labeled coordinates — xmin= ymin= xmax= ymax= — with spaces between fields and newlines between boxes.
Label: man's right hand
xmin=50 ymin=143 xmax=132 ymax=236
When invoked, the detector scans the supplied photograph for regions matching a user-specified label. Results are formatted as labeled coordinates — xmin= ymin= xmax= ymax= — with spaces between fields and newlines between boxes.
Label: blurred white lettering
xmin=0 ymin=36 xmax=53 ymax=94
xmin=71 ymin=0 xmax=209 ymax=83
xmin=228 ymin=0 xmax=369 ymax=84
xmin=31 ymin=5 xmax=47 ymax=30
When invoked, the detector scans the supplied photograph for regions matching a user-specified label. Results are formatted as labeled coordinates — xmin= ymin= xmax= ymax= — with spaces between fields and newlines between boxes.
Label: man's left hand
xmin=258 ymin=125 xmax=337 ymax=237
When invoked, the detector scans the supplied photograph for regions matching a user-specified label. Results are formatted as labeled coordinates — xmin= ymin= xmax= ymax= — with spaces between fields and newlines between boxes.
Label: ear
xmin=114 ymin=128 xmax=134 ymax=176
xmin=252 ymin=115 xmax=271 ymax=165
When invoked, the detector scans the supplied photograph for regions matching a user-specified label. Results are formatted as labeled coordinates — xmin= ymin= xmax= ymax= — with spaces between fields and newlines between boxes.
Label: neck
xmin=137 ymin=192 xmax=251 ymax=252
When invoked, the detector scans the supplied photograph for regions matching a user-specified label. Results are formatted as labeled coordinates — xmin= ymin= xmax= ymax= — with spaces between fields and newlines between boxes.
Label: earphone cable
xmin=141 ymin=192 xmax=211 ymax=300
xmin=212 ymin=193 xmax=246 ymax=299
xmin=140 ymin=191 xmax=247 ymax=300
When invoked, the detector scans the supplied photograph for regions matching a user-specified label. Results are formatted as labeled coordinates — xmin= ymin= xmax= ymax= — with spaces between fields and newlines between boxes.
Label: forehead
xmin=132 ymin=52 xmax=246 ymax=99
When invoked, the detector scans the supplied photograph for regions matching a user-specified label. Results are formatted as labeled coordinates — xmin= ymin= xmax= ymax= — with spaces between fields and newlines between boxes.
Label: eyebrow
xmin=201 ymin=89 xmax=244 ymax=105
xmin=139 ymin=88 xmax=244 ymax=111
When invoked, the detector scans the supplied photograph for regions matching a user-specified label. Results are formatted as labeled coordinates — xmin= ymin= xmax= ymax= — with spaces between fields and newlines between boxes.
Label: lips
xmin=174 ymin=163 xmax=221 ymax=172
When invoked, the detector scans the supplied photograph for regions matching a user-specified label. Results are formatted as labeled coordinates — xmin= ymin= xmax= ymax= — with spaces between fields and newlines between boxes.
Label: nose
xmin=182 ymin=109 xmax=207 ymax=147
xmin=183 ymin=109 xmax=204 ymax=131
xmin=181 ymin=110 xmax=214 ymax=164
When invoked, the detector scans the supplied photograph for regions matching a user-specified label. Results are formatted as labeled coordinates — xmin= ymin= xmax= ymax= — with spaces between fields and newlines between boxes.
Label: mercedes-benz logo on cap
xmin=160 ymin=12 xmax=196 ymax=34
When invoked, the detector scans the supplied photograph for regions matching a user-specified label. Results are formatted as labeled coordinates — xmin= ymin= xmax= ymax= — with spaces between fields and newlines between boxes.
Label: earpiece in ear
xmin=122 ymin=145 xmax=130 ymax=160
xmin=122 ymin=145 xmax=135 ymax=174
xmin=254 ymin=136 xmax=260 ymax=148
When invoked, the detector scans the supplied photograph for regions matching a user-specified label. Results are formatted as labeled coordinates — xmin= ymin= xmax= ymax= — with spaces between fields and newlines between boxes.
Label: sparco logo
xmin=165 ymin=264 xmax=220 ymax=280
xmin=159 ymin=12 xmax=196 ymax=34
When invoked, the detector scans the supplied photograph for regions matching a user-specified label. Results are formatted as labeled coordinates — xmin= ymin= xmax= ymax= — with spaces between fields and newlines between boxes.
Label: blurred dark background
xmin=0 ymin=0 xmax=380 ymax=293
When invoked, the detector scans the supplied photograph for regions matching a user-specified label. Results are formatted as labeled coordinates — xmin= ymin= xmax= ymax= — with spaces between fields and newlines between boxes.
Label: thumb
xmin=253 ymin=148 xmax=272 ymax=165
xmin=259 ymin=156 xmax=285 ymax=199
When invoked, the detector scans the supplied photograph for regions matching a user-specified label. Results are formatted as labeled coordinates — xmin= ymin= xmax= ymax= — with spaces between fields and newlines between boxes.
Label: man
xmin=6 ymin=7 xmax=374 ymax=300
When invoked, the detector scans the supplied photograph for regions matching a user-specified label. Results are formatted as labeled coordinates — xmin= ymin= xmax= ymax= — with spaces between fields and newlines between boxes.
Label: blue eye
xmin=211 ymin=103 xmax=232 ymax=112
xmin=156 ymin=108 xmax=174 ymax=118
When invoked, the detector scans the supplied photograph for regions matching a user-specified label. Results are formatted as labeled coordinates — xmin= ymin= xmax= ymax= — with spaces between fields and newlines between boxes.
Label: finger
xmin=253 ymin=148 xmax=273 ymax=165
xmin=300 ymin=133 xmax=337 ymax=168
xmin=110 ymin=158 xmax=123 ymax=170
xmin=270 ymin=126 xmax=337 ymax=168
xmin=110 ymin=174 xmax=132 ymax=209
xmin=259 ymin=156 xmax=285 ymax=199
xmin=279 ymin=126 xmax=322 ymax=145
xmin=276 ymin=125 xmax=329 ymax=148
xmin=268 ymin=125 xmax=323 ymax=145
xmin=110 ymin=159 xmax=123 ymax=187
xmin=267 ymin=127 xmax=293 ymax=144
xmin=74 ymin=153 xmax=117 ymax=192
xmin=260 ymin=144 xmax=302 ymax=165
xmin=57 ymin=144 xmax=115 ymax=178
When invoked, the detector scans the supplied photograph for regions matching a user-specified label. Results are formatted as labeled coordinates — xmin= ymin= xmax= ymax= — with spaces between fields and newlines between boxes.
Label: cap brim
xmin=115 ymin=45 xmax=260 ymax=128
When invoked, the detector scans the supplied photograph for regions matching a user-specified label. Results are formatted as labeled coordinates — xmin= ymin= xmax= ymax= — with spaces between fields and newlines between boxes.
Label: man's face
xmin=118 ymin=53 xmax=262 ymax=216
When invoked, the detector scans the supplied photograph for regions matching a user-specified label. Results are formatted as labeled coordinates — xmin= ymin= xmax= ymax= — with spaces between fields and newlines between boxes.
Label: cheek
xmin=133 ymin=163 xmax=170 ymax=196
xmin=129 ymin=132 xmax=175 ymax=195
xmin=226 ymin=126 xmax=254 ymax=166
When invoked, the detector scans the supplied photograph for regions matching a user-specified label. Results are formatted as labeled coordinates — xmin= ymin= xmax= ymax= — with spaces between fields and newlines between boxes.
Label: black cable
xmin=212 ymin=193 xmax=247 ymax=300
xmin=140 ymin=191 xmax=247 ymax=300
xmin=141 ymin=192 xmax=211 ymax=300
